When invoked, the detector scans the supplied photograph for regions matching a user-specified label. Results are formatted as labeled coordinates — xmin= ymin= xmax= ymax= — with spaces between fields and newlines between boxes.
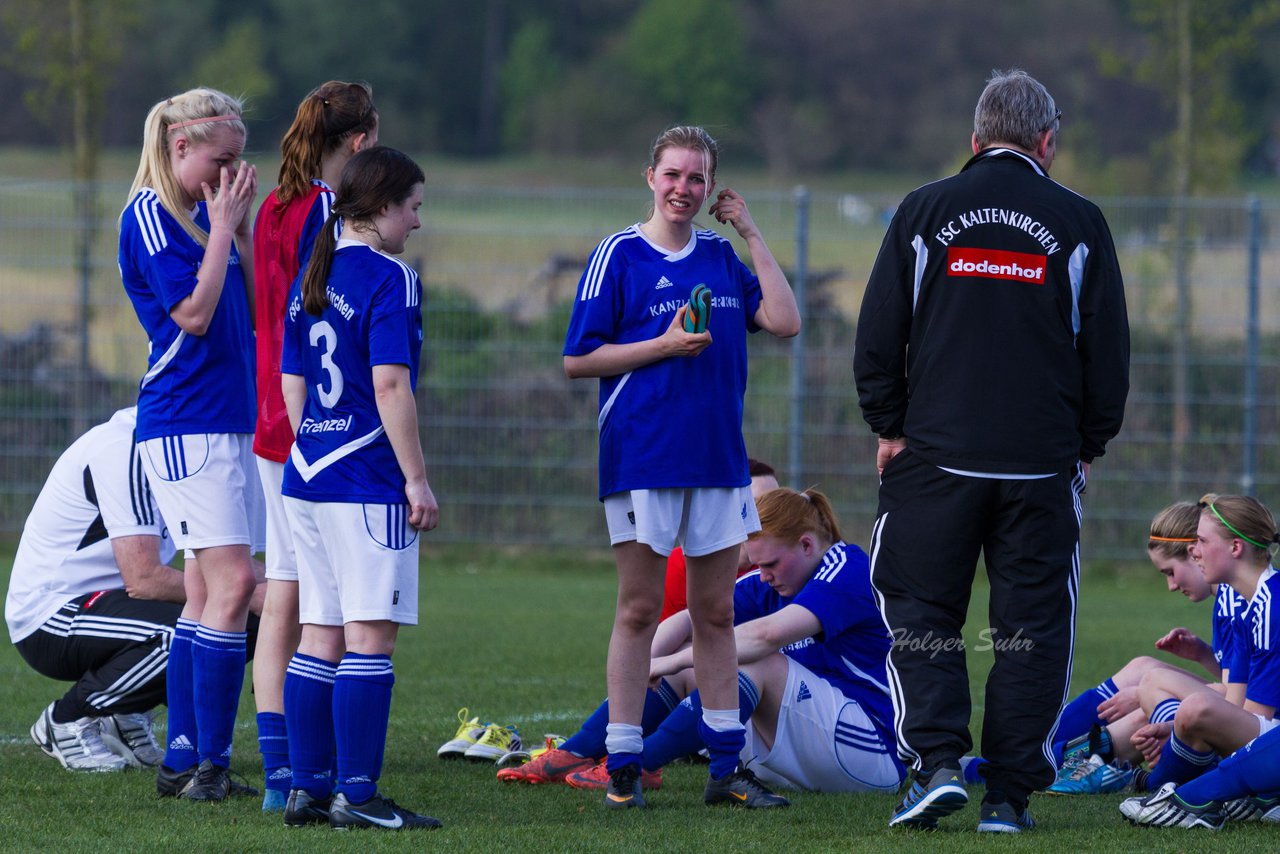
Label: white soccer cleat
xmin=1122 ymin=782 xmax=1224 ymax=829
xmin=100 ymin=709 xmax=165 ymax=767
xmin=30 ymin=702 xmax=129 ymax=772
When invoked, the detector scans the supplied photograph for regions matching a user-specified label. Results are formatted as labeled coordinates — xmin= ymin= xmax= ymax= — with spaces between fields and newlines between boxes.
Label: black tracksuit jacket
xmin=854 ymin=147 xmax=1130 ymax=473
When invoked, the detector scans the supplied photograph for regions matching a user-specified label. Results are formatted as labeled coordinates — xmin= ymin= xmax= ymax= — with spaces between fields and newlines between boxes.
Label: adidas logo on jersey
xmin=655 ymin=276 xmax=674 ymax=289
xmin=796 ymin=681 xmax=812 ymax=703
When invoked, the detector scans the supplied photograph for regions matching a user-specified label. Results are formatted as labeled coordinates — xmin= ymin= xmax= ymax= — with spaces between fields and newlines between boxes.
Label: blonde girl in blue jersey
xmin=278 ymin=146 xmax=441 ymax=831
xmin=563 ymin=125 xmax=800 ymax=808
xmin=118 ymin=88 xmax=262 ymax=802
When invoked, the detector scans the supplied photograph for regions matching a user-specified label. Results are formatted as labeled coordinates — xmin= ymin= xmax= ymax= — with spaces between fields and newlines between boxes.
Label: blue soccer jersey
xmin=1246 ymin=567 xmax=1280 ymax=708
xmin=119 ymin=189 xmax=256 ymax=439
xmin=297 ymin=180 xmax=334 ymax=268
xmin=1213 ymin=582 xmax=1249 ymax=676
xmin=732 ymin=541 xmax=896 ymax=746
xmin=563 ymin=226 xmax=763 ymax=498
xmin=281 ymin=240 xmax=424 ymax=504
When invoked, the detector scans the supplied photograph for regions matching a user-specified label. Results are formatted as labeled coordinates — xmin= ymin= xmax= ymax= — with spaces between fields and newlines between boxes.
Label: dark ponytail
xmin=299 ymin=146 xmax=425 ymax=317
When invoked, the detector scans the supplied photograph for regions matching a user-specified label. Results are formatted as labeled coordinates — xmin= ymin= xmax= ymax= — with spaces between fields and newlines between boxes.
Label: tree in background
xmin=2 ymin=0 xmax=137 ymax=434
xmin=1108 ymin=0 xmax=1280 ymax=495
xmin=1 ymin=0 xmax=1278 ymax=189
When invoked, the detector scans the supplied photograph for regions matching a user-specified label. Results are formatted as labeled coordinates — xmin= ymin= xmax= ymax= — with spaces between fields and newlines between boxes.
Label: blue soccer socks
xmin=192 ymin=625 xmax=247 ymax=767
xmin=163 ymin=618 xmax=199 ymax=772
xmin=1146 ymin=731 xmax=1218 ymax=791
xmin=257 ymin=711 xmax=291 ymax=800
xmin=332 ymin=653 xmax=394 ymax=805
xmin=564 ymin=679 xmax=680 ymax=759
xmin=284 ymin=654 xmax=337 ymax=799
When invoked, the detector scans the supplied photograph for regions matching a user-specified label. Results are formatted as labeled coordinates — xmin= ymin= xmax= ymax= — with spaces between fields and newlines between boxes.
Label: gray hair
xmin=973 ymin=69 xmax=1058 ymax=152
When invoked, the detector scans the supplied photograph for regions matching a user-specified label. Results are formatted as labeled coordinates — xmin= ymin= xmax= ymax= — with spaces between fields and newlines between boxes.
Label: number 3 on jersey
xmin=310 ymin=320 xmax=344 ymax=408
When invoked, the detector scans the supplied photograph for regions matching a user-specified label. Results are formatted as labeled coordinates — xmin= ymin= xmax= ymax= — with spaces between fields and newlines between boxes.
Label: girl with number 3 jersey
xmin=278 ymin=146 xmax=442 ymax=831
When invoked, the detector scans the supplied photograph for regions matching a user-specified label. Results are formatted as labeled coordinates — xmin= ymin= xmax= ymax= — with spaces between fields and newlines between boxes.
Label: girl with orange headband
xmin=118 ymin=87 xmax=261 ymax=802
xmin=1123 ymin=494 xmax=1280 ymax=803
xmin=1043 ymin=501 xmax=1248 ymax=794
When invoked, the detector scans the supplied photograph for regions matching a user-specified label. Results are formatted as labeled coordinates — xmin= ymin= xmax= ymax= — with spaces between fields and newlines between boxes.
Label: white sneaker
xmin=30 ymin=702 xmax=129 ymax=772
xmin=464 ymin=723 xmax=521 ymax=761
xmin=437 ymin=708 xmax=488 ymax=759
xmin=100 ymin=710 xmax=164 ymax=767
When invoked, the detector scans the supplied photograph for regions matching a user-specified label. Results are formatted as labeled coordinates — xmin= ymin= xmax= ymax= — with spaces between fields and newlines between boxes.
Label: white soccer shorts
xmin=255 ymin=457 xmax=298 ymax=582
xmin=743 ymin=658 xmax=904 ymax=793
xmin=604 ymin=486 xmax=760 ymax=557
xmin=283 ymin=497 xmax=419 ymax=626
xmin=138 ymin=432 xmax=265 ymax=551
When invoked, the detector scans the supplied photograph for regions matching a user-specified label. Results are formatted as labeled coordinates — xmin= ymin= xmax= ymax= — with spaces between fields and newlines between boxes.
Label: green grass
xmin=1 ymin=545 xmax=1277 ymax=852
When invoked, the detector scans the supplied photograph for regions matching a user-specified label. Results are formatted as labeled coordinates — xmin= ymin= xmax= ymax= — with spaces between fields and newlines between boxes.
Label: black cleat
xmin=328 ymin=792 xmax=443 ymax=830
xmin=603 ymin=763 xmax=646 ymax=809
xmin=284 ymin=788 xmax=333 ymax=826
xmin=704 ymin=765 xmax=790 ymax=808
xmin=157 ymin=764 xmax=196 ymax=798
xmin=181 ymin=759 xmax=231 ymax=802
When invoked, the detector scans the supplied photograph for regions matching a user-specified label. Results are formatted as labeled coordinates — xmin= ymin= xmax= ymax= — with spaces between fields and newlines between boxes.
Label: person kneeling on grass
xmin=9 ymin=407 xmax=264 ymax=784
xmin=498 ymin=488 xmax=904 ymax=806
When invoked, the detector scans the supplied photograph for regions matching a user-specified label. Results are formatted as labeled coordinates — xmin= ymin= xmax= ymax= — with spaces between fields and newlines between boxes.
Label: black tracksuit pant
xmin=16 ymin=589 xmax=259 ymax=722
xmin=868 ymin=448 xmax=1085 ymax=802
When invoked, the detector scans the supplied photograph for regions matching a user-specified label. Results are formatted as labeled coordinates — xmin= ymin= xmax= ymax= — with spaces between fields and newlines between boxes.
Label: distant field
xmin=2 ymin=544 xmax=1276 ymax=852
xmin=0 ymin=145 xmax=908 ymax=382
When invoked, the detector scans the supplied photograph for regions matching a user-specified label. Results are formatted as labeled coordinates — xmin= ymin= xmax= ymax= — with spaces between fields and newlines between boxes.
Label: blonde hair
xmin=648 ymin=125 xmax=719 ymax=182
xmin=750 ymin=487 xmax=842 ymax=547
xmin=124 ymin=88 xmax=246 ymax=246
xmin=1198 ymin=493 xmax=1279 ymax=564
xmin=644 ymin=125 xmax=718 ymax=222
xmin=1147 ymin=502 xmax=1200 ymax=560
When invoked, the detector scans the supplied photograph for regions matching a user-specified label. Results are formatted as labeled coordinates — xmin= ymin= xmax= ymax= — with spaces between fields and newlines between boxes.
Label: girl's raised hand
xmin=709 ymin=188 xmax=759 ymax=240
xmin=204 ymin=161 xmax=258 ymax=234
xmin=1154 ymin=626 xmax=1205 ymax=661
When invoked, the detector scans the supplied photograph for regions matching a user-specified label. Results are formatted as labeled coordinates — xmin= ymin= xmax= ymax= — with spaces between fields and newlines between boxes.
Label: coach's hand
xmin=877 ymin=437 xmax=907 ymax=478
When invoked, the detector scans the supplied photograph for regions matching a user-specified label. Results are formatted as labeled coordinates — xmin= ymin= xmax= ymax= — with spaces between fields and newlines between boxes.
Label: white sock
xmin=605 ymin=722 xmax=644 ymax=756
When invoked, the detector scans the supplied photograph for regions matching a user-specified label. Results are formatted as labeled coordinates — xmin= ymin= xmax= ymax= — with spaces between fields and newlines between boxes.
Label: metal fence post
xmin=1243 ymin=193 xmax=1261 ymax=495
xmin=789 ymin=186 xmax=810 ymax=489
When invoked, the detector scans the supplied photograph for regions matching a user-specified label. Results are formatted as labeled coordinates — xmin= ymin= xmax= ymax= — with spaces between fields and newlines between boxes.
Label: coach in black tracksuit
xmin=854 ymin=69 xmax=1129 ymax=830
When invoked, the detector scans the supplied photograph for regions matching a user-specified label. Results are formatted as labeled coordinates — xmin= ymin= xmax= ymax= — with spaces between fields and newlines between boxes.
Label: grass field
xmin=2 ymin=545 xmax=1278 ymax=852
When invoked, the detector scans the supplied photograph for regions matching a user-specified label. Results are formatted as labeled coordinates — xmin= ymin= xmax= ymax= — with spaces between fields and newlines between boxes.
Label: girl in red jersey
xmin=251 ymin=81 xmax=377 ymax=811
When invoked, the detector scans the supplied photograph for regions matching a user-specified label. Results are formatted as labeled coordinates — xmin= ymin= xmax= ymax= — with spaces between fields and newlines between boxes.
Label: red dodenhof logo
xmin=947 ymin=247 xmax=1046 ymax=284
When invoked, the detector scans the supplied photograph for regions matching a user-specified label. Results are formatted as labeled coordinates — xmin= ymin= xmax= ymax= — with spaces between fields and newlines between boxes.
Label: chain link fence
xmin=2 ymin=178 xmax=1278 ymax=561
